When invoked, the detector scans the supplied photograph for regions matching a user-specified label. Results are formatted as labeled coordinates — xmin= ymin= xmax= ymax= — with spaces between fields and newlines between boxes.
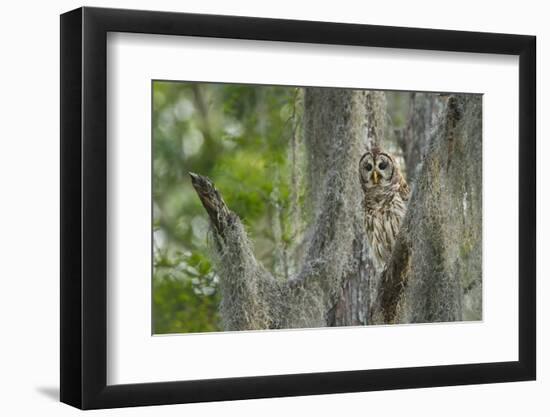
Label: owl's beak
xmin=372 ymin=170 xmax=379 ymax=185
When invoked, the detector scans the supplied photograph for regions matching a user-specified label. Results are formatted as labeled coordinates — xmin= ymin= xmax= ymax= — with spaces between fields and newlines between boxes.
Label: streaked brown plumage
xmin=359 ymin=147 xmax=410 ymax=270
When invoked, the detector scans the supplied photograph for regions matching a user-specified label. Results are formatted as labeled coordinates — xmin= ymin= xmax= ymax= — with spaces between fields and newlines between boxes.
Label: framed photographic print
xmin=60 ymin=6 xmax=536 ymax=409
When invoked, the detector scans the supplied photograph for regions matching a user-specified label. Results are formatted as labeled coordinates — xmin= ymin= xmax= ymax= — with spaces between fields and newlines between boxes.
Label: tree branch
xmin=189 ymin=88 xmax=370 ymax=331
xmin=189 ymin=172 xmax=233 ymax=237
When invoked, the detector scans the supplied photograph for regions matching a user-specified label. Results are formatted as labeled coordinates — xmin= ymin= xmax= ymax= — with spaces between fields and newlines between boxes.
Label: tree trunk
xmin=328 ymin=91 xmax=384 ymax=326
xmin=191 ymin=87 xmax=370 ymax=330
xmin=370 ymin=94 xmax=482 ymax=324
xmin=398 ymin=92 xmax=445 ymax=183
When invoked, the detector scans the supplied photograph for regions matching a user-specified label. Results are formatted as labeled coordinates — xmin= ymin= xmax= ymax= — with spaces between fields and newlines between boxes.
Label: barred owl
xmin=359 ymin=147 xmax=410 ymax=271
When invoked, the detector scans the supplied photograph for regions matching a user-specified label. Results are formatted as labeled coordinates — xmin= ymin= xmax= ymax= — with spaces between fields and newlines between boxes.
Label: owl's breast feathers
xmin=362 ymin=180 xmax=409 ymax=270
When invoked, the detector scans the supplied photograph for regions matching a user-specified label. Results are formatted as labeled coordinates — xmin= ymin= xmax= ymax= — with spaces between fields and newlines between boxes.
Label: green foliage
xmin=153 ymin=81 xmax=301 ymax=334
xmin=153 ymin=273 xmax=220 ymax=334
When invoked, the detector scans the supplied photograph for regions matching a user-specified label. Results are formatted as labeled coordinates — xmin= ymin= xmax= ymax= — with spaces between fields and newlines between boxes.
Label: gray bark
xmin=370 ymin=94 xmax=483 ymax=324
xmin=397 ymin=92 xmax=445 ymax=183
xmin=363 ymin=91 xmax=387 ymax=148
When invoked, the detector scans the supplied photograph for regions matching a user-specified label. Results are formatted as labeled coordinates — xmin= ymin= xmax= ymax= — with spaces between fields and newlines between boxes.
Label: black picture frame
xmin=60 ymin=6 xmax=536 ymax=410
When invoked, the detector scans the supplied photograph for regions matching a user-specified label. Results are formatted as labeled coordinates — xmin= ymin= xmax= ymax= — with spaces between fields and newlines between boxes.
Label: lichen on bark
xmin=397 ymin=92 xmax=445 ymax=183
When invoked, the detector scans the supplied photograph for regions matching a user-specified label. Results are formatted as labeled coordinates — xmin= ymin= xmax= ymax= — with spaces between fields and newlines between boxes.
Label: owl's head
xmin=359 ymin=148 xmax=396 ymax=191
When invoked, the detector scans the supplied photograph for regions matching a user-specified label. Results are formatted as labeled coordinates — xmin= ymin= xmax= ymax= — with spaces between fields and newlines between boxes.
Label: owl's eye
xmin=379 ymin=161 xmax=388 ymax=170
xmin=366 ymin=163 xmax=373 ymax=171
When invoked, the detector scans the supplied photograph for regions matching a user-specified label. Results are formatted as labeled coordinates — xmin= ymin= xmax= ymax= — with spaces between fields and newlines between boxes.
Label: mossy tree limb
xmin=191 ymin=87 xmax=371 ymax=330
xmin=370 ymin=94 xmax=483 ymax=324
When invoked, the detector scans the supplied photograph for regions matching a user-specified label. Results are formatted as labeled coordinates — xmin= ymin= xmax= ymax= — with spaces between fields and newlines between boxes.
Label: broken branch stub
xmin=189 ymin=172 xmax=234 ymax=238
